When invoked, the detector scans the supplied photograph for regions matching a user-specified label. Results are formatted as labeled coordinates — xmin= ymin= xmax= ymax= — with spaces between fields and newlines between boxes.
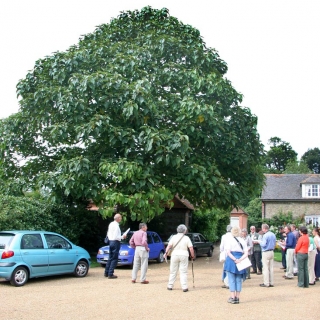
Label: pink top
xmin=129 ymin=230 xmax=148 ymax=250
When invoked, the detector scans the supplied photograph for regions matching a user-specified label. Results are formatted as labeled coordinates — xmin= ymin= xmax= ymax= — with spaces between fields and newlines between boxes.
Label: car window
xmin=147 ymin=233 xmax=153 ymax=244
xmin=199 ymin=234 xmax=206 ymax=242
xmin=186 ymin=234 xmax=193 ymax=241
xmin=44 ymin=234 xmax=71 ymax=249
xmin=151 ymin=233 xmax=161 ymax=243
xmin=21 ymin=234 xmax=44 ymax=249
xmin=193 ymin=235 xmax=200 ymax=242
xmin=0 ymin=233 xmax=15 ymax=249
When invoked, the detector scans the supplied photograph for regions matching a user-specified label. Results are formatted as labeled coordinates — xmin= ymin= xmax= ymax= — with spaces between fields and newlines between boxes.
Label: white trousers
xmin=286 ymin=248 xmax=295 ymax=278
xmin=132 ymin=246 xmax=148 ymax=282
xmin=168 ymin=255 xmax=189 ymax=290
xmin=308 ymin=249 xmax=316 ymax=283
xmin=262 ymin=250 xmax=274 ymax=286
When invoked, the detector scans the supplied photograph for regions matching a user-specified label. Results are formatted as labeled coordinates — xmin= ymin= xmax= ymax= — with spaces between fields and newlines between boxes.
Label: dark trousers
xmin=251 ymin=250 xmax=262 ymax=272
xmin=282 ymin=249 xmax=287 ymax=268
xmin=297 ymin=253 xmax=309 ymax=288
xmin=105 ymin=240 xmax=120 ymax=276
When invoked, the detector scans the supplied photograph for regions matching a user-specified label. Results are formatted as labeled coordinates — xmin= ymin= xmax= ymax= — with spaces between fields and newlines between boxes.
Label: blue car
xmin=97 ymin=231 xmax=165 ymax=267
xmin=0 ymin=230 xmax=91 ymax=286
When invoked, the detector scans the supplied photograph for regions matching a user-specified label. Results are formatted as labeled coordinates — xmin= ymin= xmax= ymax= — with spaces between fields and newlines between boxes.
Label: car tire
xmin=156 ymin=251 xmax=164 ymax=263
xmin=10 ymin=266 xmax=29 ymax=287
xmin=74 ymin=260 xmax=89 ymax=277
xmin=207 ymin=247 xmax=213 ymax=257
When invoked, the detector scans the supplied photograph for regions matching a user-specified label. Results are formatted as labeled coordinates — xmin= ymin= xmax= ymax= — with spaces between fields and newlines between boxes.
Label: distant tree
xmin=245 ymin=198 xmax=263 ymax=227
xmin=264 ymin=137 xmax=297 ymax=173
xmin=283 ymin=159 xmax=312 ymax=174
xmin=301 ymin=147 xmax=320 ymax=174
xmin=0 ymin=7 xmax=264 ymax=222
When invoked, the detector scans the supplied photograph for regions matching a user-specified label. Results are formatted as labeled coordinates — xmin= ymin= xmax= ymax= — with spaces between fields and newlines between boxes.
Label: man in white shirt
xmin=220 ymin=225 xmax=233 ymax=288
xmin=105 ymin=213 xmax=126 ymax=279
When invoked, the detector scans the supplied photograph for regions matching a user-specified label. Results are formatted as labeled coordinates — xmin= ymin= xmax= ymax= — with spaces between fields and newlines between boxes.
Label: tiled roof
xmin=261 ymin=174 xmax=320 ymax=200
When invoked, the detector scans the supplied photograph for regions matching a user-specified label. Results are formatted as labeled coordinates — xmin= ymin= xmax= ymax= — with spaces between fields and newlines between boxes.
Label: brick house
xmin=261 ymin=174 xmax=320 ymax=226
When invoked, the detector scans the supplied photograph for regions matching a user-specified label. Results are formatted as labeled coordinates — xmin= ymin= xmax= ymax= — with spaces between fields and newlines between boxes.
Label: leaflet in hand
xmin=123 ymin=228 xmax=130 ymax=236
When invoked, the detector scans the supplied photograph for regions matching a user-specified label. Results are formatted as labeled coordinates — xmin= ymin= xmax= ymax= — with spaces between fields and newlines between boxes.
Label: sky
xmin=1 ymin=0 xmax=319 ymax=158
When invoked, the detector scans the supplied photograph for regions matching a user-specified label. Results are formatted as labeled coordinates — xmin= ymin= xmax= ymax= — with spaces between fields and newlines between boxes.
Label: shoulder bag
xmin=233 ymin=236 xmax=252 ymax=271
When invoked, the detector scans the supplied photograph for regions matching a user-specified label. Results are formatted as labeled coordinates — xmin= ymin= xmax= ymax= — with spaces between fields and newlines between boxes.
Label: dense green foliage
xmin=0 ymin=195 xmax=100 ymax=252
xmin=0 ymin=7 xmax=263 ymax=221
xmin=283 ymin=159 xmax=312 ymax=174
xmin=244 ymin=198 xmax=263 ymax=227
xmin=264 ymin=137 xmax=297 ymax=173
xmin=301 ymin=147 xmax=320 ymax=174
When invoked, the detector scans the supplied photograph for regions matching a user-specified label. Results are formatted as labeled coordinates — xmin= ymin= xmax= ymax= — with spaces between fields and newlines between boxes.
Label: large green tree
xmin=301 ymin=147 xmax=320 ymax=174
xmin=0 ymin=7 xmax=263 ymax=221
xmin=264 ymin=137 xmax=297 ymax=173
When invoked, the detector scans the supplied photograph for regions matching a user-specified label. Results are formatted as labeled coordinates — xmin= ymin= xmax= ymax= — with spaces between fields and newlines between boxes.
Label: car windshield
xmin=121 ymin=232 xmax=133 ymax=244
xmin=0 ymin=233 xmax=15 ymax=249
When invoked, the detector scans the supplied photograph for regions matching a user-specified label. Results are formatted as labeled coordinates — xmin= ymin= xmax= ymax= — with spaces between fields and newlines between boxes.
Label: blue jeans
xmin=227 ymin=271 xmax=243 ymax=292
xmin=105 ymin=240 xmax=120 ymax=276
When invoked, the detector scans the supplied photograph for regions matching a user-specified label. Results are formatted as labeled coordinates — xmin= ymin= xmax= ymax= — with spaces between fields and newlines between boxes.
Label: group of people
xmin=104 ymin=214 xmax=195 ymax=291
xmin=220 ymin=223 xmax=320 ymax=304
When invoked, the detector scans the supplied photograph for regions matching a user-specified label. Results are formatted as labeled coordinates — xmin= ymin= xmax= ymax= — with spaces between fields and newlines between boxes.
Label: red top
xmin=295 ymin=234 xmax=309 ymax=254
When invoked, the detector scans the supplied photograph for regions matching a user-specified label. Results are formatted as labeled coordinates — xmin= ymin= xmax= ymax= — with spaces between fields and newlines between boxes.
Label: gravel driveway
xmin=1 ymin=250 xmax=317 ymax=320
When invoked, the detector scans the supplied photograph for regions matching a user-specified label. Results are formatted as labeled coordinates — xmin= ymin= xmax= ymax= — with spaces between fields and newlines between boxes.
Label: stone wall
xmin=263 ymin=201 xmax=320 ymax=219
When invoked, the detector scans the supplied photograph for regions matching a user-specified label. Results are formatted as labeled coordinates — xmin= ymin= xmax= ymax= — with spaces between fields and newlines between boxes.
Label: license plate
xmin=103 ymin=256 xmax=109 ymax=261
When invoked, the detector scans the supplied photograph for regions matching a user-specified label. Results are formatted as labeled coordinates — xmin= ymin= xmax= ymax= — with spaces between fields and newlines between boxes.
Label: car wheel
xmin=207 ymin=247 xmax=213 ymax=257
xmin=10 ymin=266 xmax=29 ymax=287
xmin=156 ymin=251 xmax=164 ymax=263
xmin=74 ymin=260 xmax=89 ymax=277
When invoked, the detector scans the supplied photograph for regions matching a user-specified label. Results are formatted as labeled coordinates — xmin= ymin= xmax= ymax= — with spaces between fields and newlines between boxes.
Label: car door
xmin=197 ymin=234 xmax=209 ymax=255
xmin=193 ymin=234 xmax=206 ymax=255
xmin=44 ymin=234 xmax=75 ymax=274
xmin=20 ymin=233 xmax=49 ymax=276
xmin=146 ymin=233 xmax=155 ymax=259
xmin=149 ymin=233 xmax=163 ymax=259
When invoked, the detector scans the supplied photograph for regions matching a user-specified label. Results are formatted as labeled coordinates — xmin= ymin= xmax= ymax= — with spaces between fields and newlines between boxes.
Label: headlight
xmin=119 ymin=250 xmax=129 ymax=256
xmin=98 ymin=249 xmax=104 ymax=254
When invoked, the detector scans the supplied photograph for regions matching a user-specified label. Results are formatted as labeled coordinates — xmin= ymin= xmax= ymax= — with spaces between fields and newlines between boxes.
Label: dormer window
xmin=303 ymin=184 xmax=320 ymax=198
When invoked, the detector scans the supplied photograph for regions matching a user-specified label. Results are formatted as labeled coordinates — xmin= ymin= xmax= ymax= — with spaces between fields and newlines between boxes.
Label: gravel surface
xmin=1 ymin=250 xmax=318 ymax=320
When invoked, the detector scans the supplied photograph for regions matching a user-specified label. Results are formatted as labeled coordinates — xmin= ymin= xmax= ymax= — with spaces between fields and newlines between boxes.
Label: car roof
xmin=0 ymin=230 xmax=61 ymax=235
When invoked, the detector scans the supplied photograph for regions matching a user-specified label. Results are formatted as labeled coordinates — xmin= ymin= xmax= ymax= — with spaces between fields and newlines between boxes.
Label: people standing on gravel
xmin=104 ymin=213 xmax=127 ymax=279
xmin=259 ymin=224 xmax=276 ymax=288
xmin=250 ymin=226 xmax=262 ymax=275
xmin=129 ymin=223 xmax=150 ymax=284
xmin=220 ymin=225 xmax=233 ymax=288
xmin=241 ymin=228 xmax=253 ymax=279
xmin=281 ymin=225 xmax=296 ymax=280
xmin=312 ymin=227 xmax=320 ymax=281
xmin=164 ymin=224 xmax=195 ymax=292
xmin=308 ymin=231 xmax=317 ymax=285
xmin=224 ymin=226 xmax=248 ymax=304
xmin=295 ymin=226 xmax=309 ymax=288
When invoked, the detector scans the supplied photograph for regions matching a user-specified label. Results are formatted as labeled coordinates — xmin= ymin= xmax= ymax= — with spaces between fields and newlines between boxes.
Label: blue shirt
xmin=285 ymin=232 xmax=296 ymax=249
xmin=260 ymin=231 xmax=276 ymax=251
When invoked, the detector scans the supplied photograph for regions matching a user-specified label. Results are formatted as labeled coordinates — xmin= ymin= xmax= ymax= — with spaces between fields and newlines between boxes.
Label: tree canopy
xmin=0 ymin=7 xmax=263 ymax=221
xmin=301 ymin=147 xmax=320 ymax=174
xmin=264 ymin=137 xmax=297 ymax=173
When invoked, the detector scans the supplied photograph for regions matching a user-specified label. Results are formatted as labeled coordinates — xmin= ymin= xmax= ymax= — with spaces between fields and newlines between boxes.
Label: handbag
xmin=104 ymin=236 xmax=110 ymax=245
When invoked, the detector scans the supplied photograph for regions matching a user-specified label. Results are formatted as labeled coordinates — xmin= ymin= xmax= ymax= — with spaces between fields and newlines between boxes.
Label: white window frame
xmin=302 ymin=184 xmax=320 ymax=198
xmin=305 ymin=215 xmax=320 ymax=227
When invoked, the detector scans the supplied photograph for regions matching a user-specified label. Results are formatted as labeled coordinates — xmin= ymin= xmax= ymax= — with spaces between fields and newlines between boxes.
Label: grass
xmin=90 ymin=255 xmax=100 ymax=268
xmin=274 ymin=250 xmax=282 ymax=262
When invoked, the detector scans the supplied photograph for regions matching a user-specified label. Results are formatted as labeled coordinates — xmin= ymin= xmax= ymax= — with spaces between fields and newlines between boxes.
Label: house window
xmin=305 ymin=215 xmax=320 ymax=227
xmin=303 ymin=184 xmax=320 ymax=198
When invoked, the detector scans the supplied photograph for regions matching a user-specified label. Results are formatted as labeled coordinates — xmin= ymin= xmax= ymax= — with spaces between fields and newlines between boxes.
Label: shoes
xmin=309 ymin=281 xmax=316 ymax=285
xmin=183 ymin=289 xmax=188 ymax=292
xmin=269 ymin=285 xmax=274 ymax=287
xmin=283 ymin=276 xmax=293 ymax=280
xmin=284 ymin=270 xmax=287 ymax=272
xmin=131 ymin=280 xmax=136 ymax=283
xmin=231 ymin=298 xmax=239 ymax=304
xmin=256 ymin=272 xmax=262 ymax=275
xmin=141 ymin=280 xmax=149 ymax=284
xmin=259 ymin=284 xmax=269 ymax=287
xmin=167 ymin=287 xmax=172 ymax=290
xmin=228 ymin=297 xmax=235 ymax=303
xmin=108 ymin=275 xmax=118 ymax=279
xmin=252 ymin=271 xmax=257 ymax=274
xmin=221 ymin=285 xmax=229 ymax=289
xmin=246 ymin=277 xmax=251 ymax=279
xmin=280 ymin=267 xmax=286 ymax=269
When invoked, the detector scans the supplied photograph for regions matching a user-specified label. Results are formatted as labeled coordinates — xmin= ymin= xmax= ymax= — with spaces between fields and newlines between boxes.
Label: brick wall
xmin=263 ymin=201 xmax=320 ymax=219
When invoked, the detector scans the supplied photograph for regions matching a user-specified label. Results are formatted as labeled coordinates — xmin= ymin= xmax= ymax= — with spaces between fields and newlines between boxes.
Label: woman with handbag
xmin=224 ymin=226 xmax=249 ymax=304
xmin=163 ymin=224 xmax=195 ymax=292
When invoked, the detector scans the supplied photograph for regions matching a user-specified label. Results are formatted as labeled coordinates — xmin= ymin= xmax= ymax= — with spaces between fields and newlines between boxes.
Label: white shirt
xmin=225 ymin=236 xmax=248 ymax=253
xmin=168 ymin=234 xmax=193 ymax=257
xmin=107 ymin=221 xmax=121 ymax=241
xmin=220 ymin=232 xmax=233 ymax=252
